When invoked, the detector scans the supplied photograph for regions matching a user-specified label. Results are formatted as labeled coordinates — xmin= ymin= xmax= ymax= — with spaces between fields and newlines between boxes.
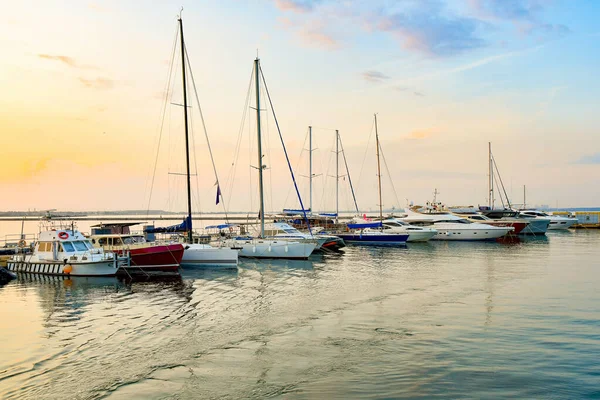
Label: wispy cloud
xmin=38 ymin=53 xmax=98 ymax=70
xmin=38 ymin=54 xmax=78 ymax=67
xmin=279 ymin=16 xmax=340 ymax=50
xmin=362 ymin=70 xmax=390 ymax=83
xmin=79 ymin=77 xmax=114 ymax=89
xmin=405 ymin=127 xmax=437 ymax=139
xmin=468 ymin=0 xmax=570 ymax=39
xmin=573 ymin=153 xmax=600 ymax=165
xmin=274 ymin=0 xmax=321 ymax=13
xmin=373 ymin=1 xmax=486 ymax=57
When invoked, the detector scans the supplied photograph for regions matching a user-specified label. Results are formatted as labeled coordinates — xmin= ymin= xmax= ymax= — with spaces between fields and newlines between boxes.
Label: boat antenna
xmin=375 ymin=113 xmax=383 ymax=225
xmin=179 ymin=16 xmax=193 ymax=244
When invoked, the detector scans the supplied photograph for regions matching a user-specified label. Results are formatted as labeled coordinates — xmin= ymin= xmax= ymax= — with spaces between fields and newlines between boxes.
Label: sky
xmin=0 ymin=0 xmax=599 ymax=213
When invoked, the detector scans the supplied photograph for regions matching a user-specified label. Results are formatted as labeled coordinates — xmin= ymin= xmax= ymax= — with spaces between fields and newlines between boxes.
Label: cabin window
xmin=72 ymin=241 xmax=88 ymax=251
xmin=61 ymin=242 xmax=75 ymax=252
xmin=112 ymin=238 xmax=123 ymax=246
xmin=98 ymin=238 xmax=107 ymax=246
xmin=38 ymin=242 xmax=49 ymax=251
xmin=84 ymin=241 xmax=94 ymax=249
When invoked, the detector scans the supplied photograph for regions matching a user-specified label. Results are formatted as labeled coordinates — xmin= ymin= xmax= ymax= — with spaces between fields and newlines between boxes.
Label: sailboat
xmin=479 ymin=143 xmax=550 ymax=235
xmin=145 ymin=16 xmax=238 ymax=268
xmin=335 ymin=115 xmax=409 ymax=245
xmin=221 ymin=58 xmax=317 ymax=259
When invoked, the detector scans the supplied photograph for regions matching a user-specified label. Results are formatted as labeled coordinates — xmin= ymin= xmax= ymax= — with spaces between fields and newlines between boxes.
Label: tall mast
xmin=255 ymin=58 xmax=265 ymax=238
xmin=309 ymin=125 xmax=312 ymax=213
xmin=339 ymin=134 xmax=359 ymax=214
xmin=488 ymin=142 xmax=494 ymax=208
xmin=179 ymin=17 xmax=193 ymax=244
xmin=375 ymin=114 xmax=383 ymax=224
xmin=523 ymin=185 xmax=526 ymax=209
xmin=335 ymin=129 xmax=339 ymax=222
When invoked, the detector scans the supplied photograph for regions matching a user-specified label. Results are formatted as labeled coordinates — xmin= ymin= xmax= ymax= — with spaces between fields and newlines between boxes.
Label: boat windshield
xmin=72 ymin=241 xmax=88 ymax=251
xmin=61 ymin=242 xmax=75 ymax=252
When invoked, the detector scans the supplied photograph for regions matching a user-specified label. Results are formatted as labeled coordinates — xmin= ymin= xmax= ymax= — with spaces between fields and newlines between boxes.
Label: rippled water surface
xmin=1 ymin=230 xmax=599 ymax=399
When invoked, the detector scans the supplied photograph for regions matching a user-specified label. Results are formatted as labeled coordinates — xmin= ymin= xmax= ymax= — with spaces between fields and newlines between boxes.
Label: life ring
xmin=58 ymin=232 xmax=69 ymax=240
xmin=18 ymin=239 xmax=27 ymax=247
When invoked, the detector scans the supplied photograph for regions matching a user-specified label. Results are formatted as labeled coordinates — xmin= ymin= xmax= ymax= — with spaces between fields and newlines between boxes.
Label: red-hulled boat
xmin=89 ymin=223 xmax=183 ymax=274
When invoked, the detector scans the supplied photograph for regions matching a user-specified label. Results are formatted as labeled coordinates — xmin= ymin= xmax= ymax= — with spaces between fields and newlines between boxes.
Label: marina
xmin=2 ymin=1 xmax=599 ymax=399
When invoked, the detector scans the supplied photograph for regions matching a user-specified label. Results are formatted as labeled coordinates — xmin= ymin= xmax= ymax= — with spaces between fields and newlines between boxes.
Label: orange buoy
xmin=63 ymin=265 xmax=73 ymax=274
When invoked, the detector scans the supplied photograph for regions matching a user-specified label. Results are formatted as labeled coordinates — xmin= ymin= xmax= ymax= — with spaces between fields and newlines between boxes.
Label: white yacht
xmin=519 ymin=210 xmax=576 ymax=231
xmin=350 ymin=218 xmax=437 ymax=242
xmin=399 ymin=210 xmax=513 ymax=241
xmin=7 ymin=229 xmax=124 ymax=276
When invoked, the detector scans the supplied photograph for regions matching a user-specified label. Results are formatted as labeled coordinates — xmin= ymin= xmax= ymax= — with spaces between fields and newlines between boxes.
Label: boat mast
xmin=339 ymin=134 xmax=359 ymax=214
xmin=179 ymin=16 xmax=193 ymax=244
xmin=309 ymin=125 xmax=312 ymax=213
xmin=336 ymin=129 xmax=340 ymax=222
xmin=255 ymin=58 xmax=265 ymax=238
xmin=488 ymin=142 xmax=494 ymax=208
xmin=523 ymin=185 xmax=526 ymax=209
xmin=374 ymin=114 xmax=383 ymax=224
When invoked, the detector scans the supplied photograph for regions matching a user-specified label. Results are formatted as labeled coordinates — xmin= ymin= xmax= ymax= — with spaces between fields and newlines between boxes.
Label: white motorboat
xmin=399 ymin=209 xmax=513 ymax=240
xmin=380 ymin=218 xmax=438 ymax=242
xmin=264 ymin=222 xmax=326 ymax=248
xmin=519 ymin=210 xmax=576 ymax=230
xmin=181 ymin=243 xmax=239 ymax=268
xmin=7 ymin=229 xmax=124 ymax=276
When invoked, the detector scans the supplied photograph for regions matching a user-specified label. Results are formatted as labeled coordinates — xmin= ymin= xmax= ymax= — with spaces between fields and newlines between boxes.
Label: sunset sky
xmin=1 ymin=0 xmax=599 ymax=213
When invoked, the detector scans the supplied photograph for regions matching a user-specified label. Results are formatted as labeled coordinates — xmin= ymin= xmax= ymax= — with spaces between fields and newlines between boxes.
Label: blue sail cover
xmin=144 ymin=217 xmax=192 ymax=233
xmin=283 ymin=208 xmax=311 ymax=215
xmin=347 ymin=222 xmax=383 ymax=229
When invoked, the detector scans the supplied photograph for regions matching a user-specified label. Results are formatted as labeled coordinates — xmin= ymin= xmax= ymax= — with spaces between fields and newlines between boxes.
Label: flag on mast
xmin=216 ymin=185 xmax=222 ymax=205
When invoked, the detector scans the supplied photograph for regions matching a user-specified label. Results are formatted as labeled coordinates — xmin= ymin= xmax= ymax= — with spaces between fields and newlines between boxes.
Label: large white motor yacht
xmin=519 ymin=210 xmax=576 ymax=231
xmin=398 ymin=210 xmax=513 ymax=241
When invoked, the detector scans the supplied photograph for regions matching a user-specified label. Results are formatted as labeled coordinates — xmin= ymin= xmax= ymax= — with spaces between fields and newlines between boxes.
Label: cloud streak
xmin=38 ymin=54 xmax=78 ymax=67
xmin=573 ymin=153 xmax=600 ymax=165
xmin=362 ymin=70 xmax=390 ymax=83
xmin=79 ymin=77 xmax=114 ymax=89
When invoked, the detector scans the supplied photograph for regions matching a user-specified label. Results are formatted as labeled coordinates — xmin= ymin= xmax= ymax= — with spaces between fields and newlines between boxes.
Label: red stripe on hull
xmin=113 ymin=244 xmax=184 ymax=272
xmin=484 ymin=221 xmax=528 ymax=235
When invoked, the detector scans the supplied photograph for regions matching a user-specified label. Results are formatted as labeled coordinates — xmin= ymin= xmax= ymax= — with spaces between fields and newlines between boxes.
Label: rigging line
xmin=225 ymin=68 xmax=253 ymax=212
xmin=492 ymin=155 xmax=512 ymax=209
xmin=493 ymin=169 xmax=505 ymax=209
xmin=339 ymin=134 xmax=360 ymax=214
xmin=258 ymin=64 xmax=312 ymax=234
xmin=146 ymin=23 xmax=179 ymax=216
xmin=262 ymin=80 xmax=274 ymax=214
xmin=356 ymin=118 xmax=375 ymax=192
xmin=378 ymin=140 xmax=401 ymax=209
xmin=283 ymin=126 xmax=309 ymax=209
xmin=319 ymin=133 xmax=336 ymax=213
xmin=188 ymin=99 xmax=204 ymax=228
xmin=184 ymin=45 xmax=227 ymax=222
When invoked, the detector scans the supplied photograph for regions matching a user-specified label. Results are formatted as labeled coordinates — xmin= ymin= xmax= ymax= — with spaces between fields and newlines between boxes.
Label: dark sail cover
xmin=144 ymin=217 xmax=192 ymax=233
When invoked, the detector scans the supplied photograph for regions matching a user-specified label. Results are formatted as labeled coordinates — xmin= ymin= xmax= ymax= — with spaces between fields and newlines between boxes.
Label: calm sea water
xmin=1 ymin=227 xmax=599 ymax=399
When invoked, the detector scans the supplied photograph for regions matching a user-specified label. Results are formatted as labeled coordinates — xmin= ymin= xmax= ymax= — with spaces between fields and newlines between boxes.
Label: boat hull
xmin=335 ymin=233 xmax=409 ymax=245
xmin=517 ymin=219 xmax=550 ymax=235
xmin=547 ymin=218 xmax=577 ymax=230
xmin=6 ymin=260 xmax=118 ymax=277
xmin=406 ymin=230 xmax=438 ymax=242
xmin=181 ymin=244 xmax=239 ymax=268
xmin=225 ymin=239 xmax=317 ymax=259
xmin=481 ymin=220 xmax=529 ymax=235
xmin=431 ymin=225 xmax=511 ymax=241
xmin=112 ymin=244 xmax=184 ymax=273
